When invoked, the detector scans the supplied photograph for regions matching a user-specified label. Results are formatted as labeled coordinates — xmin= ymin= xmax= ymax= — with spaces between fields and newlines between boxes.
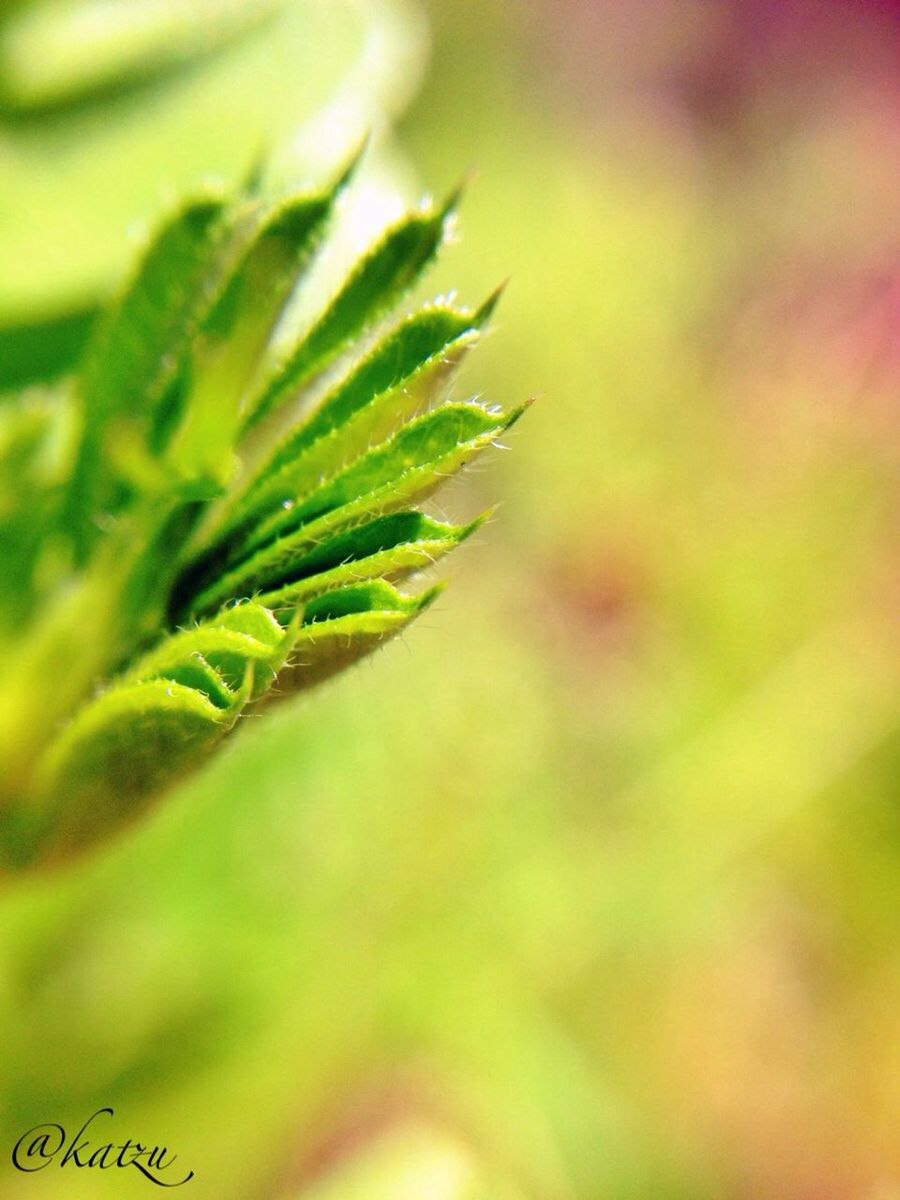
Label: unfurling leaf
xmin=0 ymin=155 xmax=523 ymax=870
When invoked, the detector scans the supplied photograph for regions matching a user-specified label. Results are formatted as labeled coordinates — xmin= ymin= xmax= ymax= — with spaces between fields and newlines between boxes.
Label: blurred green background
xmin=1 ymin=0 xmax=898 ymax=1196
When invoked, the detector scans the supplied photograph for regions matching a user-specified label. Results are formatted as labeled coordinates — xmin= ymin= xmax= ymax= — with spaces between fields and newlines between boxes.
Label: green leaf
xmin=15 ymin=576 xmax=431 ymax=860
xmin=272 ymin=580 xmax=442 ymax=694
xmin=163 ymin=187 xmax=340 ymax=487
xmin=0 ymin=130 xmax=524 ymax=869
xmin=267 ymin=294 xmax=500 ymax=470
xmin=66 ymin=193 xmax=233 ymax=555
xmin=227 ymin=511 xmax=487 ymax=614
xmin=222 ymin=294 xmax=500 ymax=540
xmin=244 ymin=192 xmax=462 ymax=429
xmin=126 ymin=622 xmax=278 ymax=698
xmin=68 ymin=171 xmax=350 ymax=578
xmin=142 ymin=655 xmax=237 ymax=713
xmin=182 ymin=402 xmax=519 ymax=615
xmin=0 ymin=306 xmax=97 ymax=389
xmin=244 ymin=401 xmax=518 ymax=552
xmin=13 ymin=598 xmax=297 ymax=861
xmin=24 ymin=678 xmax=241 ymax=863
xmin=80 ymin=194 xmax=232 ymax=430
xmin=126 ymin=600 xmax=291 ymax=697
xmin=0 ymin=388 xmax=77 ymax=631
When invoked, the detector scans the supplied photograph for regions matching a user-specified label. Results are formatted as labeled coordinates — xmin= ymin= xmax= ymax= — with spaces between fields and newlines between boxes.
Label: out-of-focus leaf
xmin=0 ymin=0 xmax=426 ymax=322
xmin=80 ymin=194 xmax=232 ymax=434
xmin=163 ymin=186 xmax=342 ymax=488
xmin=69 ymin=170 xmax=350 ymax=557
xmin=0 ymin=306 xmax=97 ymax=389
xmin=0 ymin=389 xmax=77 ymax=630
xmin=0 ymin=0 xmax=283 ymax=115
xmin=67 ymin=193 xmax=233 ymax=556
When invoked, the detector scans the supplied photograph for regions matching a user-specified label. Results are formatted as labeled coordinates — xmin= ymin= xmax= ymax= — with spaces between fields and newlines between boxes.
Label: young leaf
xmin=271 ymin=580 xmax=443 ymax=695
xmin=0 ymin=157 xmax=524 ymax=871
xmin=250 ymin=403 xmax=515 ymax=552
xmin=163 ymin=187 xmax=341 ymax=487
xmin=80 ymin=196 xmax=231 ymax=425
xmin=66 ymin=194 xmax=233 ymax=555
xmin=124 ymin=619 xmax=281 ymax=699
xmin=24 ymin=679 xmax=243 ymax=863
xmin=254 ymin=511 xmax=488 ymax=611
xmin=0 ymin=389 xmax=76 ymax=631
xmin=221 ymin=295 xmax=499 ymax=541
xmin=14 ymin=599 xmax=298 ymax=861
xmin=244 ymin=192 xmax=461 ymax=429
xmin=181 ymin=403 xmax=519 ymax=615
xmin=265 ymin=295 xmax=500 ymax=473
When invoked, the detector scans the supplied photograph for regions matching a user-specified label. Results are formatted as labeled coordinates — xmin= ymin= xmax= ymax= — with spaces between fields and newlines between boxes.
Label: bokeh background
xmin=1 ymin=1 xmax=899 ymax=1196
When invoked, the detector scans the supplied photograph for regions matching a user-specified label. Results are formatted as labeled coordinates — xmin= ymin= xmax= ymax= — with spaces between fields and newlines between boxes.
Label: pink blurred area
xmin=408 ymin=4 xmax=900 ymax=1197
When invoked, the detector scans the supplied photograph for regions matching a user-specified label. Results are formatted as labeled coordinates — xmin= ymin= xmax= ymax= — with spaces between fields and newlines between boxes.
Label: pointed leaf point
xmin=415 ymin=582 xmax=446 ymax=612
xmin=439 ymin=173 xmax=472 ymax=222
xmin=475 ymin=281 xmax=509 ymax=326
xmin=241 ymin=143 xmax=270 ymax=196
xmin=460 ymin=507 xmax=498 ymax=541
xmin=332 ymin=135 xmax=371 ymax=193
xmin=504 ymin=398 xmax=535 ymax=431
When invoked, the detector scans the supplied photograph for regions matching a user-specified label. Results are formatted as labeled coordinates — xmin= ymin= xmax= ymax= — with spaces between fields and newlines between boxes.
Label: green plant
xmin=0 ymin=156 xmax=523 ymax=869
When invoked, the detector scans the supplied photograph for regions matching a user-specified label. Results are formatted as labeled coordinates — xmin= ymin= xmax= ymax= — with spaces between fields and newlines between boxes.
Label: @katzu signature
xmin=11 ymin=1107 xmax=194 ymax=1187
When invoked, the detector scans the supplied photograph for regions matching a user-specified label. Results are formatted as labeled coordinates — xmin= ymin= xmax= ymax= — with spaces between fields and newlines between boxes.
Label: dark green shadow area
xmin=0 ymin=306 xmax=97 ymax=389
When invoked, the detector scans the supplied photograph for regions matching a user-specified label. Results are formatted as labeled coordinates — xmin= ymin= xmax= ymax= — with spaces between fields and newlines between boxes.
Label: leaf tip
xmin=241 ymin=142 xmax=270 ymax=196
xmin=439 ymin=171 xmax=474 ymax=222
xmin=415 ymin=582 xmax=446 ymax=612
xmin=332 ymin=134 xmax=370 ymax=194
xmin=475 ymin=279 xmax=509 ymax=327
xmin=460 ymin=506 xmax=497 ymax=541
xmin=502 ymin=397 xmax=535 ymax=431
